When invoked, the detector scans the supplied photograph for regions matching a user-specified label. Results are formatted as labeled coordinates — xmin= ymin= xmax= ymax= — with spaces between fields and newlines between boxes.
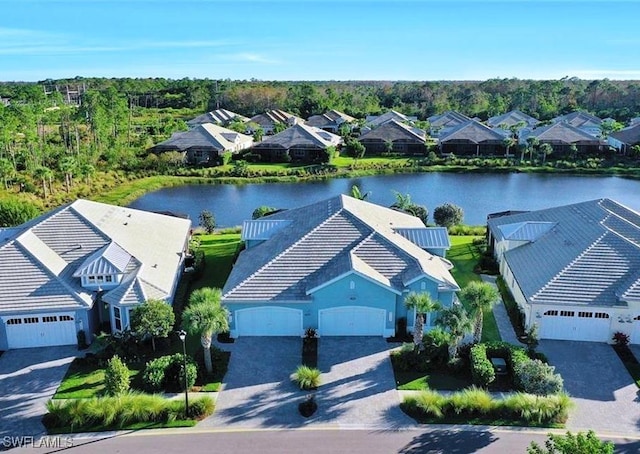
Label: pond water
xmin=127 ymin=173 xmax=640 ymax=227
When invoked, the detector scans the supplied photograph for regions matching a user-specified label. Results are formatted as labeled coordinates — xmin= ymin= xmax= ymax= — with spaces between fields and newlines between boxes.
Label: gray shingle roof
xmin=487 ymin=110 xmax=539 ymax=128
xmin=438 ymin=120 xmax=505 ymax=143
xmin=428 ymin=111 xmax=472 ymax=128
xmin=187 ymin=109 xmax=249 ymax=127
xmin=253 ymin=124 xmax=342 ymax=150
xmin=223 ymin=196 xmax=459 ymax=303
xmin=609 ymin=124 xmax=640 ymax=146
xmin=152 ymin=124 xmax=253 ymax=153
xmin=488 ymin=199 xmax=640 ymax=307
xmin=306 ymin=110 xmax=355 ymax=129
xmin=358 ymin=120 xmax=426 ymax=142
xmin=522 ymin=122 xmax=601 ymax=143
xmin=366 ymin=110 xmax=414 ymax=128
xmin=553 ymin=111 xmax=602 ymax=128
xmin=249 ymin=110 xmax=303 ymax=128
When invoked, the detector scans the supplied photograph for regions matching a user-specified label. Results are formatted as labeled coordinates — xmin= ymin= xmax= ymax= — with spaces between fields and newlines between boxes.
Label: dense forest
xmin=1 ymin=77 xmax=639 ymax=222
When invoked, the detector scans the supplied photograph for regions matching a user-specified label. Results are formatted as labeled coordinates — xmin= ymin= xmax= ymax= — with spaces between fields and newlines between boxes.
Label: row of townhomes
xmin=3 ymin=193 xmax=640 ymax=349
xmin=148 ymin=107 xmax=640 ymax=165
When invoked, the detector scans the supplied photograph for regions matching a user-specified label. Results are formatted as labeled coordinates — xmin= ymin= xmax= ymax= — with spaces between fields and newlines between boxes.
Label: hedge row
xmin=402 ymin=388 xmax=572 ymax=426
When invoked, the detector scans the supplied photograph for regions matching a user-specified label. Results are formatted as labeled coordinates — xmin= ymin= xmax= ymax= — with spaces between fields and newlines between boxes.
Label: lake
xmin=127 ymin=173 xmax=640 ymax=227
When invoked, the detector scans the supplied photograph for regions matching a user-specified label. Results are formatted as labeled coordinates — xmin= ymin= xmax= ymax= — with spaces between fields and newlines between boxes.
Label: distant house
xmin=520 ymin=122 xmax=603 ymax=155
xmin=487 ymin=110 xmax=539 ymax=138
xmin=488 ymin=199 xmax=640 ymax=344
xmin=248 ymin=109 xmax=304 ymax=135
xmin=438 ymin=120 xmax=507 ymax=156
xmin=427 ymin=111 xmax=472 ymax=138
xmin=305 ymin=109 xmax=355 ymax=133
xmin=358 ymin=120 xmax=426 ymax=155
xmin=222 ymin=195 xmax=459 ymax=337
xmin=186 ymin=109 xmax=249 ymax=128
xmin=608 ymin=124 xmax=640 ymax=154
xmin=365 ymin=110 xmax=417 ymax=129
xmin=0 ymin=200 xmax=191 ymax=350
xmin=251 ymin=124 xmax=342 ymax=163
xmin=0 ymin=97 xmax=10 ymax=107
xmin=552 ymin=111 xmax=603 ymax=137
xmin=149 ymin=124 xmax=253 ymax=165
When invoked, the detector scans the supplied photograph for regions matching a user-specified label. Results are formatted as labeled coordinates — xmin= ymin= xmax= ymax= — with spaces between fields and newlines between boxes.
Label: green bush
xmin=292 ymin=365 xmax=321 ymax=390
xmin=391 ymin=343 xmax=429 ymax=372
xmin=527 ymin=430 xmax=614 ymax=454
xmin=104 ymin=355 xmax=130 ymax=396
xmin=43 ymin=392 xmax=214 ymax=431
xmin=470 ymin=344 xmax=495 ymax=387
xmin=402 ymin=390 xmax=572 ymax=426
xmin=518 ymin=359 xmax=564 ymax=396
xmin=143 ymin=354 xmax=197 ymax=393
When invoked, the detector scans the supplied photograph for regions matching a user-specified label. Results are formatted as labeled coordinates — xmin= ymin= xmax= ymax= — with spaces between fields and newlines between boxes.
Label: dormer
xmin=73 ymin=242 xmax=132 ymax=290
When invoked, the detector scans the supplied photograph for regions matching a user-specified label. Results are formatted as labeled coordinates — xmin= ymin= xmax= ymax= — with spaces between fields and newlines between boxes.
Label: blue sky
xmin=2 ymin=0 xmax=639 ymax=81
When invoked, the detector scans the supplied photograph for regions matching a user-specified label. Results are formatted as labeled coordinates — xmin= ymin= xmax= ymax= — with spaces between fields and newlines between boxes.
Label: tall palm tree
xmin=33 ymin=165 xmax=53 ymax=199
xmin=404 ymin=292 xmax=441 ymax=350
xmin=437 ymin=304 xmax=473 ymax=359
xmin=458 ymin=281 xmax=499 ymax=343
xmin=182 ymin=287 xmax=229 ymax=375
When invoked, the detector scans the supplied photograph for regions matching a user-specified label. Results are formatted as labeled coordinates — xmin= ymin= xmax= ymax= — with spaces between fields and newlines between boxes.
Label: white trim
xmin=306 ymin=270 xmax=401 ymax=296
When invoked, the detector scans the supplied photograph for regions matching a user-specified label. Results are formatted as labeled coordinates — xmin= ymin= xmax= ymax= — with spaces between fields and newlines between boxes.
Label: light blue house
xmin=222 ymin=195 xmax=459 ymax=337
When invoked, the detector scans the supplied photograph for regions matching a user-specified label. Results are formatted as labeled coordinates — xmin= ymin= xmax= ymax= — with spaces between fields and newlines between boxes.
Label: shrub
xmin=298 ymin=394 xmax=318 ymax=418
xmin=292 ymin=365 xmax=322 ymax=390
xmin=391 ymin=343 xmax=429 ymax=372
xmin=527 ymin=430 xmax=614 ymax=454
xmin=470 ymin=344 xmax=495 ymax=387
xmin=518 ymin=359 xmax=564 ymax=396
xmin=612 ymin=331 xmax=630 ymax=346
xmin=422 ymin=327 xmax=451 ymax=365
xmin=104 ymin=355 xmax=130 ymax=396
xmin=143 ymin=354 xmax=197 ymax=393
xmin=450 ymin=386 xmax=494 ymax=415
xmin=413 ymin=389 xmax=446 ymax=418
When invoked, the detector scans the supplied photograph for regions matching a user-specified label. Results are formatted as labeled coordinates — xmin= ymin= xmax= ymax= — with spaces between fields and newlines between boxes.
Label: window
xmin=105 ymin=275 xmax=113 ymax=283
xmin=88 ymin=276 xmax=95 ymax=283
xmin=59 ymin=315 xmax=73 ymax=321
xmin=24 ymin=317 xmax=39 ymax=324
xmin=349 ymin=281 xmax=355 ymax=290
xmin=96 ymin=276 xmax=104 ymax=283
xmin=6 ymin=318 xmax=21 ymax=325
xmin=578 ymin=312 xmax=593 ymax=318
xmin=420 ymin=282 xmax=426 ymax=290
xmin=544 ymin=310 xmax=559 ymax=316
xmin=114 ymin=307 xmax=122 ymax=331
xmin=559 ymin=311 xmax=575 ymax=317
xmin=594 ymin=313 xmax=609 ymax=319
xmin=43 ymin=316 xmax=58 ymax=323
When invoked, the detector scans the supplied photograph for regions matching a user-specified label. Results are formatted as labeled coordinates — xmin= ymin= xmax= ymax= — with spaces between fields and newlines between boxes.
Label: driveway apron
xmin=0 ymin=346 xmax=77 ymax=440
xmin=311 ymin=337 xmax=414 ymax=429
xmin=539 ymin=340 xmax=640 ymax=434
xmin=201 ymin=337 xmax=302 ymax=428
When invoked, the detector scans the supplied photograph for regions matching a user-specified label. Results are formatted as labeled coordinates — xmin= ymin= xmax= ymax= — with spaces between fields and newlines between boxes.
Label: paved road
xmin=0 ymin=346 xmax=77 ymax=441
xmin=8 ymin=427 xmax=640 ymax=454
xmin=539 ymin=340 xmax=640 ymax=434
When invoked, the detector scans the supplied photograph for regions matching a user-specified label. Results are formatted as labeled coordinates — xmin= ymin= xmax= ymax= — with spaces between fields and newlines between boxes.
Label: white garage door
xmin=631 ymin=316 xmax=640 ymax=344
xmin=235 ymin=307 xmax=303 ymax=336
xmin=4 ymin=313 xmax=77 ymax=349
xmin=539 ymin=309 xmax=611 ymax=342
xmin=319 ymin=306 xmax=386 ymax=336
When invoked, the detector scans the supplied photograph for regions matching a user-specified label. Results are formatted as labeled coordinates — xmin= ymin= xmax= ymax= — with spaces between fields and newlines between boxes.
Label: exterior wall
xmin=0 ymin=320 xmax=7 ymax=350
xmin=425 ymin=247 xmax=447 ymax=258
xmin=400 ymin=277 xmax=455 ymax=332
xmin=81 ymin=275 xmax=120 ymax=290
xmin=440 ymin=142 xmax=506 ymax=156
xmin=245 ymin=239 xmax=265 ymax=249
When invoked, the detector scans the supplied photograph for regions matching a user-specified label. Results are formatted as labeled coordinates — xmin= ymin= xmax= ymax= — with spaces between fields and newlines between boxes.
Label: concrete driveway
xmin=202 ymin=337 xmax=411 ymax=429
xmin=0 ymin=346 xmax=77 ymax=440
xmin=539 ymin=340 xmax=640 ymax=434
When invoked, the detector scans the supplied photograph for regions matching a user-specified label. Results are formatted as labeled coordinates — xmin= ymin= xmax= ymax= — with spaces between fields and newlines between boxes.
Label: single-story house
xmin=305 ymin=109 xmax=355 ymax=133
xmin=186 ymin=109 xmax=249 ymax=128
xmin=0 ymin=200 xmax=191 ymax=350
xmin=488 ymin=199 xmax=640 ymax=343
xmin=552 ymin=111 xmax=603 ymax=138
xmin=251 ymin=124 xmax=342 ymax=163
xmin=149 ymin=123 xmax=253 ymax=165
xmin=520 ymin=122 xmax=603 ymax=155
xmin=438 ymin=120 xmax=507 ymax=156
xmin=608 ymin=124 xmax=640 ymax=154
xmin=427 ymin=111 xmax=472 ymax=138
xmin=364 ymin=110 xmax=417 ymax=129
xmin=248 ymin=109 xmax=304 ymax=135
xmin=358 ymin=120 xmax=427 ymax=155
xmin=487 ymin=110 xmax=539 ymax=129
xmin=222 ymin=195 xmax=459 ymax=337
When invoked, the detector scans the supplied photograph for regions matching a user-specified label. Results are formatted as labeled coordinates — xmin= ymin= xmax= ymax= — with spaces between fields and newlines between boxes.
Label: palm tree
xmin=350 ymin=184 xmax=370 ymax=200
xmin=182 ymin=287 xmax=229 ymax=375
xmin=33 ymin=165 xmax=53 ymax=199
xmin=0 ymin=158 xmax=14 ymax=190
xmin=437 ymin=304 xmax=473 ymax=359
xmin=526 ymin=137 xmax=540 ymax=162
xmin=539 ymin=143 xmax=553 ymax=165
xmin=502 ymin=136 xmax=516 ymax=157
xmin=59 ymin=156 xmax=77 ymax=193
xmin=404 ymin=292 xmax=441 ymax=350
xmin=458 ymin=281 xmax=499 ymax=343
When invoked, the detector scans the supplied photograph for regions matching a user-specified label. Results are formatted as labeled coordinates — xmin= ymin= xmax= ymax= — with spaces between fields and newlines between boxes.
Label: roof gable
xmin=487 ymin=110 xmax=539 ymax=128
xmin=439 ymin=120 xmax=505 ymax=143
xmin=359 ymin=120 xmax=425 ymax=142
xmin=253 ymin=124 xmax=341 ymax=149
xmin=526 ymin=122 xmax=600 ymax=143
xmin=610 ymin=124 xmax=640 ymax=145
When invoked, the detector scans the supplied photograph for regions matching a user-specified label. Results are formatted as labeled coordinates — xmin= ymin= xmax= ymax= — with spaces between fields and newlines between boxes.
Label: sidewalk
xmin=479 ymin=275 xmax=521 ymax=345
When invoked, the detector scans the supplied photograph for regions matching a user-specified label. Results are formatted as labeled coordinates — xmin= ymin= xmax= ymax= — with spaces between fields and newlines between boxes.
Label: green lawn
xmin=395 ymin=369 xmax=473 ymax=391
xmin=190 ymin=232 xmax=242 ymax=290
xmin=448 ymin=235 xmax=501 ymax=343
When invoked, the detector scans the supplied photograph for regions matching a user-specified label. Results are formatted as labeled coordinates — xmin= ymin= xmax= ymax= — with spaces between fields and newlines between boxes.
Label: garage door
xmin=319 ymin=306 xmax=386 ymax=336
xmin=631 ymin=316 xmax=640 ymax=344
xmin=539 ymin=310 xmax=611 ymax=342
xmin=4 ymin=313 xmax=77 ymax=349
xmin=235 ymin=307 xmax=303 ymax=336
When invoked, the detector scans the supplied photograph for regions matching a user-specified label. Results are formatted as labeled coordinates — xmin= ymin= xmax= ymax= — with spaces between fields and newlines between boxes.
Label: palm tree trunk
xmin=201 ymin=333 xmax=213 ymax=375
xmin=413 ymin=313 xmax=424 ymax=350
xmin=474 ymin=312 xmax=484 ymax=343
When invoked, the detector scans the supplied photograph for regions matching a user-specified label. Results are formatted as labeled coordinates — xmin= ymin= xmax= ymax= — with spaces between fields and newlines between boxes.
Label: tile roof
xmin=393 ymin=227 xmax=451 ymax=249
xmin=487 ymin=110 xmax=540 ymax=128
xmin=249 ymin=110 xmax=303 ymax=127
xmin=187 ymin=109 xmax=249 ymax=126
xmin=223 ymin=196 xmax=458 ymax=302
xmin=438 ymin=120 xmax=505 ymax=143
xmin=427 ymin=111 xmax=472 ymax=128
xmin=358 ymin=120 xmax=426 ymax=142
xmin=488 ymin=199 xmax=640 ymax=307
xmin=306 ymin=110 xmax=355 ymax=128
xmin=152 ymin=123 xmax=253 ymax=152
xmin=553 ymin=111 xmax=602 ymax=128
xmin=522 ymin=122 xmax=601 ymax=143
xmin=365 ymin=110 xmax=414 ymax=128
xmin=609 ymin=123 xmax=640 ymax=145
xmin=253 ymin=124 xmax=342 ymax=150
xmin=0 ymin=200 xmax=191 ymax=313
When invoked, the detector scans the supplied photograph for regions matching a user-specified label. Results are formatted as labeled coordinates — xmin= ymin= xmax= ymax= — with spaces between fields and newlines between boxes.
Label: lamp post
xmin=178 ymin=330 xmax=189 ymax=418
